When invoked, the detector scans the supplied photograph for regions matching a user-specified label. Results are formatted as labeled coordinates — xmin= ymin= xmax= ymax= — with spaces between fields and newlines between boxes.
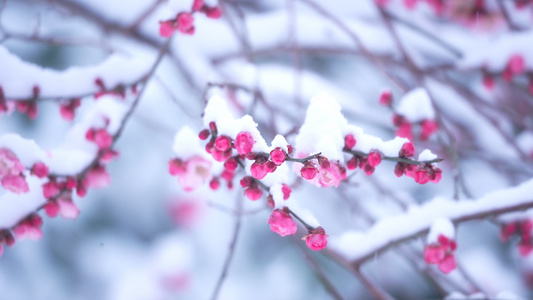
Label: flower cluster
xmin=159 ymin=0 xmax=222 ymax=37
xmin=0 ymin=148 xmax=29 ymax=193
xmin=501 ymin=219 xmax=533 ymax=256
xmin=0 ymin=214 xmax=43 ymax=258
xmin=424 ymin=234 xmax=457 ymax=274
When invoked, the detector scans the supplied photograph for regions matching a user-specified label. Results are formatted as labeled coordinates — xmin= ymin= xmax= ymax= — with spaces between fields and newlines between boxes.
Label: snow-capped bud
xmin=300 ymin=163 xmax=318 ymax=180
xmin=304 ymin=226 xmax=329 ymax=251
xmin=367 ymin=151 xmax=382 ymax=167
xmin=281 ymin=184 xmax=292 ymax=200
xmin=31 ymin=162 xmax=49 ymax=178
xmin=399 ymin=142 xmax=415 ymax=158
xmin=268 ymin=208 xmax=297 ymax=236
xmin=235 ymin=131 xmax=255 ymax=155
xmin=270 ymin=147 xmax=286 ymax=165
xmin=209 ymin=177 xmax=220 ymax=190
xmin=244 ymin=187 xmax=262 ymax=201
xmin=344 ymin=134 xmax=356 ymax=149
xmin=215 ymin=135 xmax=232 ymax=151
xmin=347 ymin=156 xmax=358 ymax=170
xmin=379 ymin=89 xmax=393 ymax=106
xmin=199 ymin=129 xmax=210 ymax=140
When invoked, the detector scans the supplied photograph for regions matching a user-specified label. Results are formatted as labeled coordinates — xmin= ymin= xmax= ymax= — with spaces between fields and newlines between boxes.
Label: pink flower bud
xmin=44 ymin=201 xmax=60 ymax=218
xmin=483 ymin=74 xmax=494 ymax=91
xmin=287 ymin=145 xmax=294 ymax=155
xmin=215 ymin=135 xmax=232 ymax=151
xmin=209 ymin=122 xmax=217 ymax=132
xmin=367 ymin=151 xmax=382 ymax=167
xmin=235 ymin=131 xmax=255 ymax=155
xmin=244 ymin=187 xmax=262 ymax=201
xmin=192 ymin=0 xmax=204 ymax=11
xmin=394 ymin=162 xmax=405 ymax=177
xmin=205 ymin=140 xmax=215 ymax=153
xmin=4 ymin=232 xmax=15 ymax=247
xmin=399 ymin=142 xmax=415 ymax=158
xmin=209 ymin=177 xmax=220 ymax=190
xmin=424 ymin=245 xmax=445 ymax=264
xmin=159 ymin=20 xmax=175 ymax=37
xmin=211 ymin=149 xmax=232 ymax=162
xmin=199 ymin=129 xmax=210 ymax=140
xmin=265 ymin=161 xmax=277 ymax=173
xmin=379 ymin=89 xmax=393 ymax=106
xmin=281 ymin=184 xmax=291 ymax=200
xmin=347 ymin=156 xmax=358 ymax=170
xmin=270 ymin=147 xmax=286 ymax=165
xmin=76 ymin=181 xmax=87 ymax=197
xmin=518 ymin=242 xmax=533 ymax=257
xmin=404 ymin=164 xmax=417 ymax=177
xmin=304 ymin=226 xmax=328 ymax=251
xmin=240 ymin=176 xmax=253 ymax=188
xmin=300 ymin=164 xmax=318 ymax=180
xmin=501 ymin=223 xmax=517 ymax=242
xmin=176 ymin=13 xmax=195 ymax=35
xmin=438 ymin=254 xmax=456 ymax=274
xmin=205 ymin=6 xmax=222 ymax=19
xmin=395 ymin=123 xmax=413 ymax=141
xmin=318 ymin=156 xmax=330 ymax=169
xmin=267 ymin=195 xmax=275 ymax=208
xmin=94 ymin=129 xmax=113 ymax=149
xmin=57 ymin=197 xmax=80 ymax=219
xmin=268 ymin=208 xmax=297 ymax=236
xmin=224 ymin=157 xmax=239 ymax=171
xmin=85 ymin=165 xmax=111 ymax=189
xmin=364 ymin=164 xmax=375 ymax=176
xmin=420 ymin=119 xmax=439 ymax=141
xmin=31 ymin=162 xmax=49 ymax=178
xmin=100 ymin=149 xmax=120 ymax=164
xmin=251 ymin=161 xmax=268 ymax=179
xmin=344 ymin=134 xmax=356 ymax=149
xmin=430 ymin=167 xmax=442 ymax=183
xmin=221 ymin=169 xmax=233 ymax=181
xmin=43 ymin=180 xmax=60 ymax=199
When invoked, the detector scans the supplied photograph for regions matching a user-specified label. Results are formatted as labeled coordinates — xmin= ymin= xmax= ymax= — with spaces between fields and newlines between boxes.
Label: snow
xmin=396 ymin=88 xmax=435 ymax=123
xmin=0 ymin=176 xmax=46 ymax=228
xmin=0 ymin=45 xmax=152 ymax=99
xmin=418 ymin=149 xmax=437 ymax=162
xmin=172 ymin=126 xmax=207 ymax=160
xmin=330 ymin=177 xmax=533 ymax=262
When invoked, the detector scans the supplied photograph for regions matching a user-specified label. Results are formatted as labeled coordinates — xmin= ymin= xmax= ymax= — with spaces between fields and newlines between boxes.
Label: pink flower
xmin=169 ymin=158 xmax=186 ymax=175
xmin=57 ymin=197 xmax=80 ymax=219
xmin=395 ymin=123 xmax=413 ymax=141
xmin=224 ymin=157 xmax=238 ymax=171
xmin=1 ymin=175 xmax=29 ymax=194
xmin=13 ymin=214 xmax=43 ymax=241
xmin=205 ymin=6 xmax=222 ymax=19
xmin=176 ymin=156 xmax=212 ymax=191
xmin=268 ymin=208 xmax=297 ymax=236
xmin=424 ymin=245 xmax=445 ymax=264
xmin=31 ymin=162 xmax=49 ymax=178
xmin=379 ymin=89 xmax=393 ymax=106
xmin=430 ymin=168 xmax=442 ymax=183
xmin=367 ymin=151 xmax=382 ymax=167
xmin=347 ymin=156 xmax=358 ymax=170
xmin=85 ymin=165 xmax=111 ymax=189
xmin=304 ymin=226 xmax=329 ymax=251
xmin=317 ymin=164 xmax=342 ymax=187
xmin=244 ymin=186 xmax=262 ymax=201
xmin=300 ymin=163 xmax=318 ymax=180
xmin=438 ymin=254 xmax=456 ymax=274
xmin=270 ymin=148 xmax=286 ymax=165
xmin=235 ymin=131 xmax=255 ymax=155
xmin=344 ymin=134 xmax=356 ymax=149
xmin=0 ymin=148 xmax=25 ymax=177
xmin=100 ymin=149 xmax=120 ymax=164
xmin=159 ymin=20 xmax=175 ymax=38
xmin=414 ymin=168 xmax=430 ymax=184
xmin=281 ymin=184 xmax=291 ymax=200
xmin=176 ymin=13 xmax=195 ymax=34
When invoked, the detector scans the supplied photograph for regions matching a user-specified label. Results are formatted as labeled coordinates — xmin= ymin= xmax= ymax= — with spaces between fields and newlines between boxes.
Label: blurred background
xmin=1 ymin=0 xmax=533 ymax=299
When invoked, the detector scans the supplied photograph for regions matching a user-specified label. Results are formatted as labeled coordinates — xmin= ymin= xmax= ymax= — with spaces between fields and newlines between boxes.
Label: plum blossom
xmin=303 ymin=226 xmax=329 ymax=251
xmin=170 ymin=156 xmax=212 ymax=192
xmin=424 ymin=234 xmax=457 ymax=274
xmin=268 ymin=208 xmax=297 ymax=236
